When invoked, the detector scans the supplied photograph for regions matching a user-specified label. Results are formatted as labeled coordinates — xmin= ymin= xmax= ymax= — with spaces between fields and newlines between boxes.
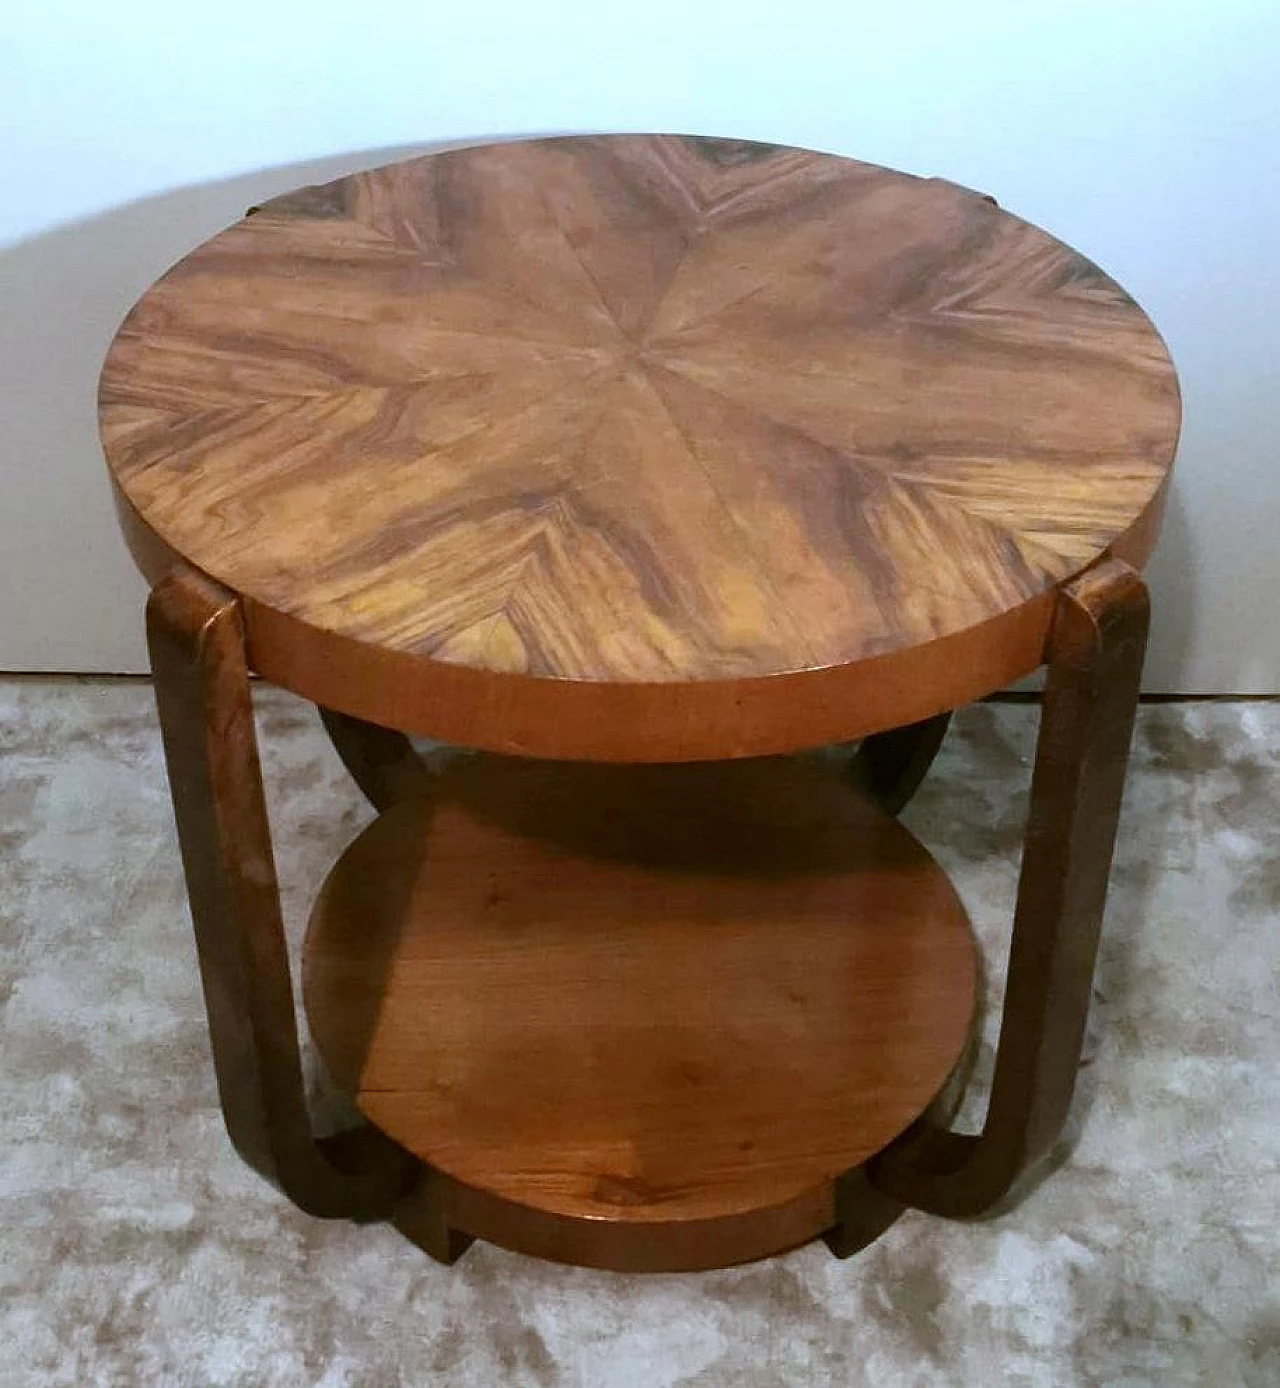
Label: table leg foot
xmin=823 ymin=1168 xmax=905 ymax=1259
xmin=394 ymin=1171 xmax=475 ymax=1266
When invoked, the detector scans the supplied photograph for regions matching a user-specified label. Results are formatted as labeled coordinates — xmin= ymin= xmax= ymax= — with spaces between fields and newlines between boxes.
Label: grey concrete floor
xmin=1 ymin=679 xmax=1277 ymax=1386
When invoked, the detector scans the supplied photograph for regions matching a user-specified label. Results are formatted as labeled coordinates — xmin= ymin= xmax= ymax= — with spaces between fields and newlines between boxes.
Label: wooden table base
xmin=301 ymin=756 xmax=978 ymax=1271
xmin=145 ymin=558 xmax=1147 ymax=1274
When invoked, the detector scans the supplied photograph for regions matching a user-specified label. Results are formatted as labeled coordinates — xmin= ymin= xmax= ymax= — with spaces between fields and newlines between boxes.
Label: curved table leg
xmin=850 ymin=712 xmax=953 ymax=815
xmin=148 ymin=569 xmax=421 ymax=1220
xmin=318 ymin=706 xmax=433 ymax=812
xmin=824 ymin=999 xmax=981 ymax=1257
xmin=867 ymin=558 xmax=1148 ymax=1216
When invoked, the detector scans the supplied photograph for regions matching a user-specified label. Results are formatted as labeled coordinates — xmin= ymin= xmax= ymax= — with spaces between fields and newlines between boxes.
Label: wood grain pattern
xmin=101 ymin=135 xmax=1179 ymax=759
xmin=871 ymin=558 xmax=1148 ymax=1213
xmin=146 ymin=567 xmax=417 ymax=1217
xmin=302 ymin=754 xmax=978 ymax=1261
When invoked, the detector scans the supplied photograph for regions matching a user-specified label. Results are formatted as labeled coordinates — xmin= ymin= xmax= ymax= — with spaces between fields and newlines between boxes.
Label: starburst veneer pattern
xmin=101 ymin=135 xmax=1179 ymax=760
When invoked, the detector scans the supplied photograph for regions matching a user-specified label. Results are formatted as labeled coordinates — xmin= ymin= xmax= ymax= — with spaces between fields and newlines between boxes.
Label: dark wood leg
xmin=823 ymin=1004 xmax=980 ymax=1257
xmin=869 ymin=558 xmax=1148 ymax=1215
xmin=317 ymin=706 xmax=433 ymax=811
xmin=850 ymin=712 xmax=952 ymax=815
xmin=393 ymin=1169 xmax=475 ymax=1265
xmin=147 ymin=569 xmax=418 ymax=1218
xmin=822 ymin=1168 xmax=906 ymax=1258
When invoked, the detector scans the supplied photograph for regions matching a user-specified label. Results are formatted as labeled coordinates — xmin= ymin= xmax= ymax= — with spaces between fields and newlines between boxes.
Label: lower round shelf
xmin=302 ymin=754 xmax=977 ymax=1270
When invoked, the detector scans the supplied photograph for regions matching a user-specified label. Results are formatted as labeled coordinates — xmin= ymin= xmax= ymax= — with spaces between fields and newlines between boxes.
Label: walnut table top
xmin=100 ymin=135 xmax=1180 ymax=759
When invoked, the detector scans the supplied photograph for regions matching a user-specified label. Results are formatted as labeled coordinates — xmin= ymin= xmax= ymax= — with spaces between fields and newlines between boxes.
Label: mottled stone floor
xmin=2 ymin=679 xmax=1277 ymax=1387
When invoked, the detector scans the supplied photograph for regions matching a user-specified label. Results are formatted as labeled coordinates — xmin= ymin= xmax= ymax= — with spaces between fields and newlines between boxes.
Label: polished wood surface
xmin=302 ymin=754 xmax=977 ymax=1264
xmin=103 ymin=135 xmax=1179 ymax=759
xmin=871 ymin=558 xmax=1149 ymax=1213
xmin=146 ymin=567 xmax=416 ymax=1217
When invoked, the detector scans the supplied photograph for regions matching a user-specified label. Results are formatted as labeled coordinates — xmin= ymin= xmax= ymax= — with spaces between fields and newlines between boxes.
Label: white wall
xmin=3 ymin=1 xmax=1277 ymax=689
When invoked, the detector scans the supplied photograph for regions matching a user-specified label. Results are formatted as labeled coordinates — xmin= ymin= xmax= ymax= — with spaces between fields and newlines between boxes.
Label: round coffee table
xmin=99 ymin=134 xmax=1180 ymax=1272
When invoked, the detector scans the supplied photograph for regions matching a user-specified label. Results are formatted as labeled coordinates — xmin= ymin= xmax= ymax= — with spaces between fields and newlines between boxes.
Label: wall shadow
xmin=0 ymin=133 xmax=544 ymax=673
xmin=1140 ymin=482 xmax=1198 ymax=693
